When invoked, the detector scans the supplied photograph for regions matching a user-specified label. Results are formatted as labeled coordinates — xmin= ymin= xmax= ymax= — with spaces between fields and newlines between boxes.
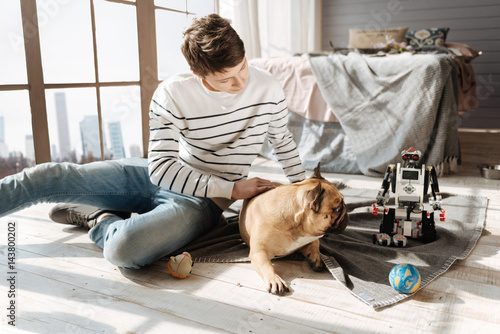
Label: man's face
xmin=197 ymin=58 xmax=248 ymax=94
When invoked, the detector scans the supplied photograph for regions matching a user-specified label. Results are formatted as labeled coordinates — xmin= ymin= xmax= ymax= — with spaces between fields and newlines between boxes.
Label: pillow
xmin=405 ymin=28 xmax=449 ymax=48
xmin=348 ymin=27 xmax=409 ymax=48
xmin=445 ymin=42 xmax=482 ymax=62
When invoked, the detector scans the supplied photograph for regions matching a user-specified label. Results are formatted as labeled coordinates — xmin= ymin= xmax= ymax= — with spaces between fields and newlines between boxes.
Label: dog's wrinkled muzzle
xmin=328 ymin=203 xmax=349 ymax=234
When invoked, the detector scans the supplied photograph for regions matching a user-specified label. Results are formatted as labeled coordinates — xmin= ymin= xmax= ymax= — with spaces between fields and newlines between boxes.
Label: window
xmin=0 ymin=0 xmax=33 ymax=175
xmin=155 ymin=0 xmax=216 ymax=81
xmin=0 ymin=0 xmax=216 ymax=177
xmin=37 ymin=0 xmax=96 ymax=84
xmin=0 ymin=91 xmax=33 ymax=177
xmin=0 ymin=1 xmax=27 ymax=85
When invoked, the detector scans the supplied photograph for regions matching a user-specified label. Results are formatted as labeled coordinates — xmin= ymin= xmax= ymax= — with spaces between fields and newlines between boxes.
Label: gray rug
xmin=178 ymin=182 xmax=487 ymax=309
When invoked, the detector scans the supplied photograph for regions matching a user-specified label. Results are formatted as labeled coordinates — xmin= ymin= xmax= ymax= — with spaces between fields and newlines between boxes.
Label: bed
xmin=250 ymin=45 xmax=479 ymax=177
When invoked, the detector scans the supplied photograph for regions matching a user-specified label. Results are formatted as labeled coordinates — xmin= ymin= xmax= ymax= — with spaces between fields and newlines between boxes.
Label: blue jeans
xmin=0 ymin=158 xmax=223 ymax=269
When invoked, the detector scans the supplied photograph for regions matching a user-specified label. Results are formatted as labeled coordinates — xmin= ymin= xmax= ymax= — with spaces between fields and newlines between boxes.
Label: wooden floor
xmin=1 ymin=148 xmax=499 ymax=333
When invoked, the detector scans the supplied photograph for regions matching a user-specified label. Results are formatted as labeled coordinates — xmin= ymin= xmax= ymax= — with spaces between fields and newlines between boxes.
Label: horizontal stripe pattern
xmin=148 ymin=66 xmax=305 ymax=200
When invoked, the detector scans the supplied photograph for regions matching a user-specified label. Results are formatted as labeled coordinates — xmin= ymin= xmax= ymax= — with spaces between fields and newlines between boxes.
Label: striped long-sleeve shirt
xmin=148 ymin=65 xmax=305 ymax=209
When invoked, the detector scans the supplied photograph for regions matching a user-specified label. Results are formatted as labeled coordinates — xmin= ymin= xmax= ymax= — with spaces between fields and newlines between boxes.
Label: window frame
xmin=0 ymin=0 xmax=215 ymax=164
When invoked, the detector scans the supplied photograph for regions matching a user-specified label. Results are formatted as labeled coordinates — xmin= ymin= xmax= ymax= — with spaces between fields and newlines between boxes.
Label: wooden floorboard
xmin=1 ymin=156 xmax=499 ymax=334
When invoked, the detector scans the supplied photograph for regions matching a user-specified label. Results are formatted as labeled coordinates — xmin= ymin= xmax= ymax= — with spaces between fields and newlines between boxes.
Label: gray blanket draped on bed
xmin=307 ymin=52 xmax=460 ymax=176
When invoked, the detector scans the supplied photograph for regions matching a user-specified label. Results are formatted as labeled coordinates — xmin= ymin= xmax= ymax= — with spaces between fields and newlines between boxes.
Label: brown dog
xmin=239 ymin=164 xmax=348 ymax=295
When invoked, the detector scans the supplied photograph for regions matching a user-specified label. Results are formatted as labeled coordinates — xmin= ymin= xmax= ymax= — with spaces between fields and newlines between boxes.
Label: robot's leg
xmin=392 ymin=234 xmax=407 ymax=247
xmin=380 ymin=208 xmax=396 ymax=235
xmin=373 ymin=233 xmax=392 ymax=246
xmin=420 ymin=211 xmax=437 ymax=243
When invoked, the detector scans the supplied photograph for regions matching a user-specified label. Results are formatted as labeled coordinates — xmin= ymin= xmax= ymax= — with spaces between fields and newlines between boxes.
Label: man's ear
xmin=192 ymin=70 xmax=218 ymax=92
xmin=191 ymin=70 xmax=203 ymax=80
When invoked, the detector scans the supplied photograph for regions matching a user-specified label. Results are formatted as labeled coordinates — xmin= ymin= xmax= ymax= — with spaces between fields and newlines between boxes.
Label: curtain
xmin=233 ymin=0 xmax=262 ymax=59
xmin=229 ymin=0 xmax=322 ymax=60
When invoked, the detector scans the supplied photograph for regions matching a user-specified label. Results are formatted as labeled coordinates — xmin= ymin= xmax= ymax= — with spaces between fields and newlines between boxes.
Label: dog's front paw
xmin=300 ymin=241 xmax=324 ymax=272
xmin=266 ymin=274 xmax=289 ymax=295
xmin=307 ymin=256 xmax=324 ymax=272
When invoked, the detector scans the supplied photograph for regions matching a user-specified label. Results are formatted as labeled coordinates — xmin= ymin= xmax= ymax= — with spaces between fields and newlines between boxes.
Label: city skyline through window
xmin=0 ymin=0 xmax=216 ymax=176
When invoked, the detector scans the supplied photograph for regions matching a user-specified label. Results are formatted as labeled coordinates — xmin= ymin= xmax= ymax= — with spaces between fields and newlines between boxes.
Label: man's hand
xmin=231 ymin=177 xmax=277 ymax=200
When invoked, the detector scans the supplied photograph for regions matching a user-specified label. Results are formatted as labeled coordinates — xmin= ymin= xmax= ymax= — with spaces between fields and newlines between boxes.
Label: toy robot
xmin=371 ymin=147 xmax=446 ymax=247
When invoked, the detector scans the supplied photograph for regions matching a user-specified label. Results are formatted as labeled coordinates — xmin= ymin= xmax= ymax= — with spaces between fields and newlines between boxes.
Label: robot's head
xmin=401 ymin=147 xmax=421 ymax=167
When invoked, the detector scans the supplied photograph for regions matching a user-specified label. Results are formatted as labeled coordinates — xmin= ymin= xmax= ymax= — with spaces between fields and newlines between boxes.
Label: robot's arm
xmin=425 ymin=166 xmax=443 ymax=210
xmin=390 ymin=165 xmax=396 ymax=194
xmin=381 ymin=165 xmax=391 ymax=195
xmin=376 ymin=165 xmax=394 ymax=206
xmin=424 ymin=167 xmax=440 ymax=198
xmin=430 ymin=167 xmax=440 ymax=195
xmin=424 ymin=168 xmax=430 ymax=195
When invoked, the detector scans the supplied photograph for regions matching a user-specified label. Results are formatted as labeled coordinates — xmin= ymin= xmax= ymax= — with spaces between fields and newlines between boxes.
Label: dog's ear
xmin=307 ymin=181 xmax=325 ymax=213
xmin=311 ymin=163 xmax=324 ymax=180
xmin=296 ymin=182 xmax=324 ymax=223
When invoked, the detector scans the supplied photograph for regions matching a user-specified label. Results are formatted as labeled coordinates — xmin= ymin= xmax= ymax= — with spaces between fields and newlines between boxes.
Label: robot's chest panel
xmin=403 ymin=183 xmax=416 ymax=194
xmin=395 ymin=165 xmax=425 ymax=204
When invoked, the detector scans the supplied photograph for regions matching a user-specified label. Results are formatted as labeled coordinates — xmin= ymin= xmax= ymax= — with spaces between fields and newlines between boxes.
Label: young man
xmin=148 ymin=14 xmax=305 ymax=211
xmin=0 ymin=14 xmax=305 ymax=269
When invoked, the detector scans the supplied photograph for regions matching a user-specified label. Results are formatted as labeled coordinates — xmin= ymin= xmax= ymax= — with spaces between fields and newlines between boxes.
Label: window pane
xmin=0 ymin=91 xmax=34 ymax=177
xmin=46 ymin=88 xmax=101 ymax=163
xmin=0 ymin=0 xmax=28 ymax=84
xmin=156 ymin=10 xmax=190 ymax=80
xmin=94 ymin=0 xmax=140 ymax=82
xmin=37 ymin=1 xmax=95 ymax=83
xmin=155 ymin=0 xmax=186 ymax=12
xmin=100 ymin=86 xmax=143 ymax=159
xmin=188 ymin=0 xmax=215 ymax=15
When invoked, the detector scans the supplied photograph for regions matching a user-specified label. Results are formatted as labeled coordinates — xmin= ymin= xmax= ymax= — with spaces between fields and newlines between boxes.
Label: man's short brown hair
xmin=181 ymin=14 xmax=245 ymax=77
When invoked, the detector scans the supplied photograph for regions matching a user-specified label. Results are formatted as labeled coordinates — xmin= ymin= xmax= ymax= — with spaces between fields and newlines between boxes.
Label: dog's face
xmin=296 ymin=165 xmax=348 ymax=236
